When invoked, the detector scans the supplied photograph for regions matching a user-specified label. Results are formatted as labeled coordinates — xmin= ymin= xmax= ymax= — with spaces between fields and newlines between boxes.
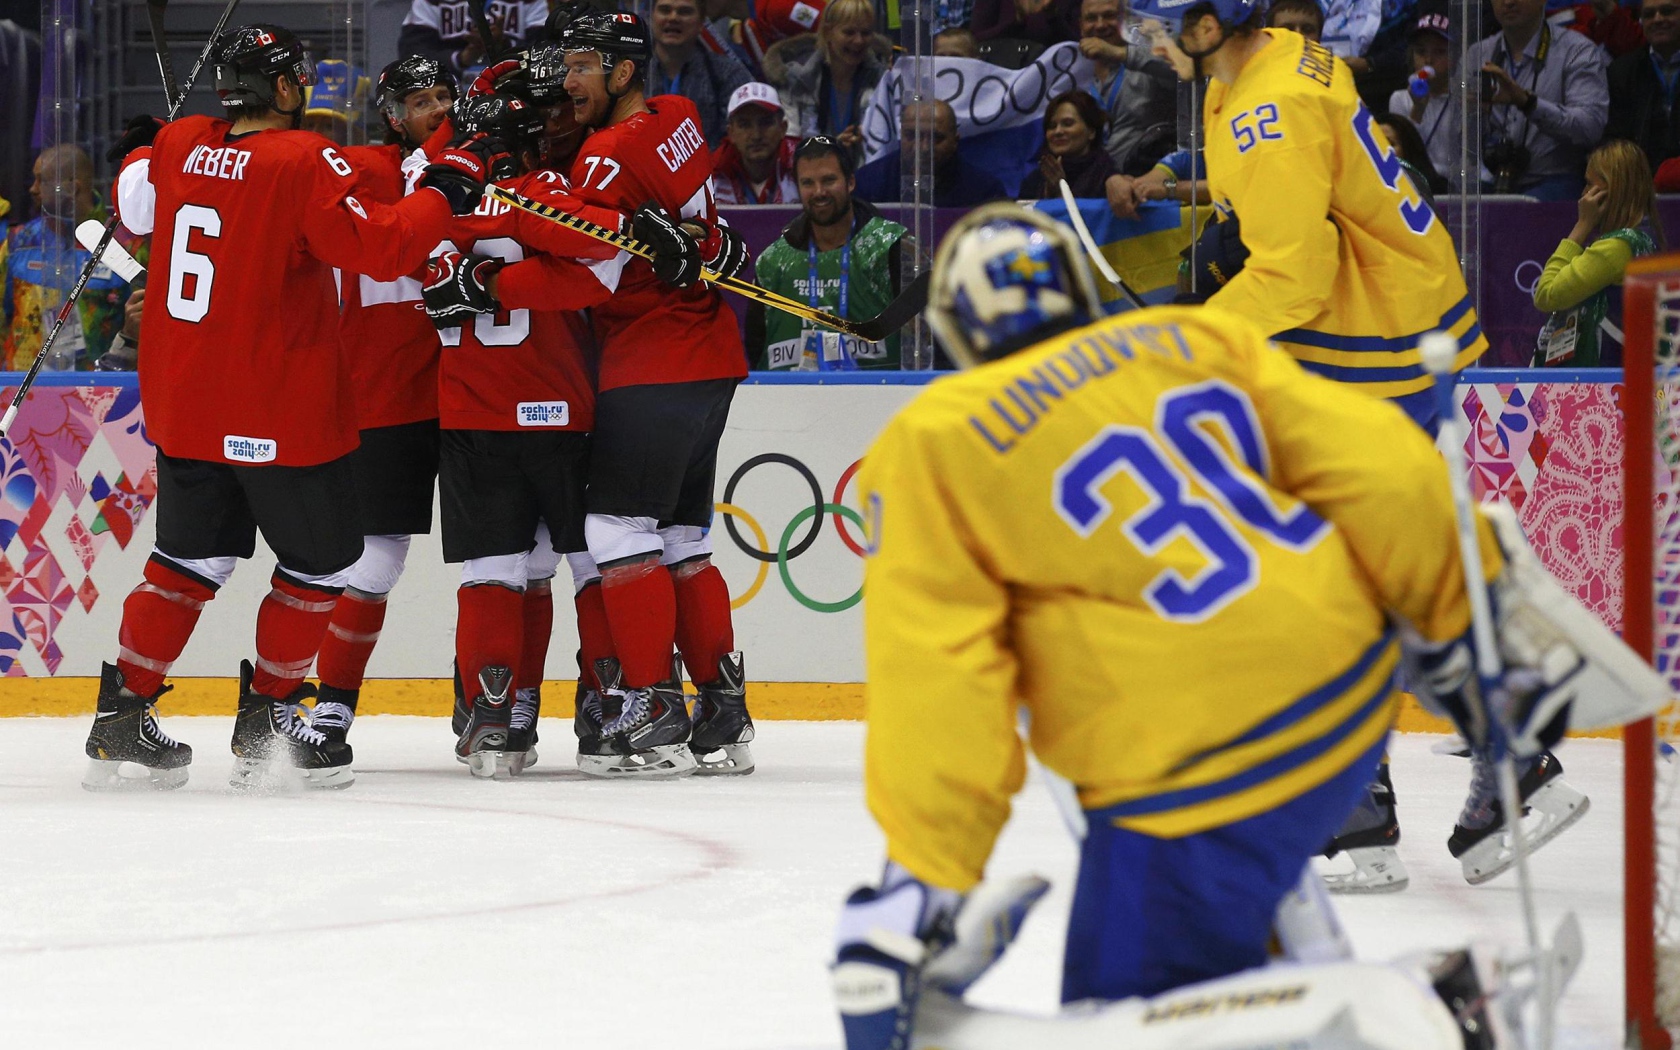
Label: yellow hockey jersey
xmin=1203 ymin=30 xmax=1485 ymax=404
xmin=858 ymin=306 xmax=1501 ymax=893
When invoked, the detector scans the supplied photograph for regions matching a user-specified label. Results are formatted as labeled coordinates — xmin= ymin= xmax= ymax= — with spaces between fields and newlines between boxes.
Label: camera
xmin=1482 ymin=69 xmax=1502 ymax=98
xmin=1484 ymin=140 xmax=1531 ymax=194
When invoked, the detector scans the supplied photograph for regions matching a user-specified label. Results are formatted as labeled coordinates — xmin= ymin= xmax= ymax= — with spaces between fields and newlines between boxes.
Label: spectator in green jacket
xmin=1533 ymin=138 xmax=1665 ymax=368
xmin=747 ymin=136 xmax=915 ymax=370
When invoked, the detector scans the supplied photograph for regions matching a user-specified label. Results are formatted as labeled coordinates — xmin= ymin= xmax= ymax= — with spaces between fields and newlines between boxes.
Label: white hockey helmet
xmin=926 ymin=203 xmax=1104 ymax=369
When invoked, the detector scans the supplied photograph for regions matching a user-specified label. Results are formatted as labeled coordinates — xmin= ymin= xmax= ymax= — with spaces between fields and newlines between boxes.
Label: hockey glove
xmin=832 ymin=863 xmax=962 ymax=1050
xmin=423 ymin=252 xmax=502 ymax=330
xmin=107 ymin=114 xmax=165 ymax=163
xmin=1403 ymin=623 xmax=1553 ymax=761
xmin=630 ymin=203 xmax=703 ymax=288
xmin=467 ymin=57 xmax=526 ymax=98
xmin=683 ymin=220 xmax=750 ymax=281
xmin=418 ymin=134 xmax=510 ymax=215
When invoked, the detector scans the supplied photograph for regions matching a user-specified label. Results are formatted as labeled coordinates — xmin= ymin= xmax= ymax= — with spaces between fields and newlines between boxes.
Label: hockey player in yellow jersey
xmin=824 ymin=205 xmax=1671 ymax=1050
xmin=1130 ymin=0 xmax=1485 ymax=434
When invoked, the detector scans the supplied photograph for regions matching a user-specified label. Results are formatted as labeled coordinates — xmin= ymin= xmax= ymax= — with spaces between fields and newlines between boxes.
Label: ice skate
xmin=1449 ymin=749 xmax=1588 ymax=885
xmin=456 ymin=665 xmax=521 ymax=778
xmin=581 ymin=656 xmax=695 ymax=779
xmin=1317 ymin=764 xmax=1408 ymax=894
xmin=573 ymin=670 xmax=611 ymax=773
xmin=451 ymin=659 xmax=469 ymax=743
xmin=507 ymin=685 xmax=540 ymax=771
xmin=690 ymin=650 xmax=754 ymax=775
xmin=230 ymin=661 xmax=354 ymax=790
xmin=310 ymin=683 xmax=357 ymax=760
xmin=82 ymin=662 xmax=192 ymax=792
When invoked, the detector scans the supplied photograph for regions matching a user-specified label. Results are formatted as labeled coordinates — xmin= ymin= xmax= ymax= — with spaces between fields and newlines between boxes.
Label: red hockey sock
xmin=315 ymin=590 xmax=388 ymax=692
xmin=599 ymin=557 xmax=675 ymax=688
xmin=519 ymin=582 xmax=554 ymax=692
xmin=115 ymin=556 xmax=219 ymax=698
xmin=672 ymin=561 xmax=734 ymax=685
xmin=252 ymin=571 xmax=341 ymax=699
xmin=456 ymin=583 xmax=523 ymax=704
xmin=573 ymin=580 xmax=616 ymax=690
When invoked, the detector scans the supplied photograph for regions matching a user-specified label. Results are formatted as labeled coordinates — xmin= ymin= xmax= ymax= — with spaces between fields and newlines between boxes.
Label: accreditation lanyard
xmin=808 ymin=239 xmax=854 ymax=371
xmin=1099 ymin=66 xmax=1125 ymax=114
xmin=826 ymin=76 xmax=858 ymax=133
xmin=1499 ymin=25 xmax=1550 ymax=147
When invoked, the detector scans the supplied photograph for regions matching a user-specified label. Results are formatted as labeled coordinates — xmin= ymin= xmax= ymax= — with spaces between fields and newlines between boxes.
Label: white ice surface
xmin=0 ymin=721 xmax=1627 ymax=1049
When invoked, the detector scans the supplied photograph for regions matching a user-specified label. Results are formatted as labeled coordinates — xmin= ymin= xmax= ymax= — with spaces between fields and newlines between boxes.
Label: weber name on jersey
xmin=858 ymin=305 xmax=1501 ymax=892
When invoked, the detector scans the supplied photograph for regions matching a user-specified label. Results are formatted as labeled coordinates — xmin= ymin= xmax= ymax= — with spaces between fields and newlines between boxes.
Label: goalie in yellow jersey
xmin=828 ymin=205 xmax=1667 ymax=1050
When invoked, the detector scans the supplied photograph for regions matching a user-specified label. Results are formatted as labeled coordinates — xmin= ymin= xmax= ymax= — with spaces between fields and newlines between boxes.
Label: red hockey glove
xmin=418 ymin=133 xmax=511 ymax=215
xmin=467 ymin=57 xmax=526 ymax=98
xmin=423 ymin=251 xmax=502 ymax=330
xmin=684 ymin=220 xmax=750 ymax=281
xmin=630 ymin=204 xmax=703 ymax=288
xmin=107 ymin=114 xmax=165 ymax=163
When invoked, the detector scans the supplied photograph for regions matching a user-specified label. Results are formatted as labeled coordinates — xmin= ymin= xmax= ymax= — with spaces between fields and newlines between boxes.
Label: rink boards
xmin=0 ymin=368 xmax=1626 ymax=720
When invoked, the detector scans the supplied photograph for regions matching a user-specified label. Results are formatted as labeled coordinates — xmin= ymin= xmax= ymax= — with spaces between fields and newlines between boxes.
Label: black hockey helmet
xmin=523 ymin=43 xmax=570 ymax=106
xmin=544 ymin=0 xmax=590 ymax=38
xmin=453 ymin=91 xmax=542 ymax=163
xmin=560 ymin=11 xmax=653 ymax=73
xmin=213 ymin=24 xmax=314 ymax=110
xmin=376 ymin=55 xmax=456 ymax=123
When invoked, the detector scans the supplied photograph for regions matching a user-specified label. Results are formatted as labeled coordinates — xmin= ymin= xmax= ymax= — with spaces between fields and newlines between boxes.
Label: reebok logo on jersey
xmin=516 ymin=401 xmax=570 ymax=427
xmin=223 ymin=435 xmax=278 ymax=463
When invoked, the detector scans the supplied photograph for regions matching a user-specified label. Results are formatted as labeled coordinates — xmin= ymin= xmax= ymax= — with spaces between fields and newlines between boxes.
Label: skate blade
xmin=577 ymin=743 xmax=697 ymax=779
xmin=229 ymin=756 xmax=355 ymax=792
xmin=1315 ymin=846 xmax=1409 ymax=894
xmin=81 ymin=758 xmax=189 ymax=793
xmin=464 ymin=749 xmax=523 ymax=779
xmin=693 ymin=742 xmax=755 ymax=776
xmin=1460 ymin=781 xmax=1590 ymax=885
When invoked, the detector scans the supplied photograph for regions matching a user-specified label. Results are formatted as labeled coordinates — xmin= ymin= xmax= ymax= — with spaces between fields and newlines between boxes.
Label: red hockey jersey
xmin=434 ymin=169 xmax=626 ymax=433
xmin=339 ymin=143 xmax=442 ymax=430
xmin=496 ymin=96 xmax=748 ymax=392
xmin=116 ymin=116 xmax=451 ymax=466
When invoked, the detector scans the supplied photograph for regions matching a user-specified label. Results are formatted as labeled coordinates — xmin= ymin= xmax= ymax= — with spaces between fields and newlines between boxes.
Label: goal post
xmin=1623 ymin=257 xmax=1680 ymax=1050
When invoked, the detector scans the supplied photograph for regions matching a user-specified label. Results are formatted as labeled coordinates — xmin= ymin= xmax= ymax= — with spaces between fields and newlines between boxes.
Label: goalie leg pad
xmin=1063 ymin=741 xmax=1382 ymax=1002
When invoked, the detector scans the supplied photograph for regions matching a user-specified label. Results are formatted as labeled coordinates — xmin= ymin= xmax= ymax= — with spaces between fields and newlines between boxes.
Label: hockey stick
xmin=145 ymin=0 xmax=180 ymax=109
xmin=485 ymin=184 xmax=931 ymax=343
xmin=1057 ymin=180 xmax=1146 ymax=311
xmin=75 ymin=221 xmax=144 ymax=282
xmin=0 ymin=0 xmax=241 ymax=437
xmin=1421 ymin=333 xmax=1555 ymax=1050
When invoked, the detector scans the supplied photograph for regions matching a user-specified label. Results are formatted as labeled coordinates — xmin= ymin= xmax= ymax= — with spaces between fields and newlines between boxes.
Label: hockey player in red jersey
xmin=482 ymin=12 xmax=757 ymax=778
xmin=308 ymin=55 xmax=458 ymax=751
xmin=81 ymin=24 xmax=499 ymax=792
xmin=418 ymin=81 xmax=713 ymax=776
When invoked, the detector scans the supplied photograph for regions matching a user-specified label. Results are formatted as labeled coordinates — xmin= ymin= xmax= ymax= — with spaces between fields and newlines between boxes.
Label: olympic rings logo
xmin=713 ymin=453 xmax=869 ymax=613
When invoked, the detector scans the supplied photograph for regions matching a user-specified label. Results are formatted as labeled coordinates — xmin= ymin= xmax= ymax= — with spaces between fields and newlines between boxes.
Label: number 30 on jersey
xmin=1053 ymin=381 xmax=1327 ymax=622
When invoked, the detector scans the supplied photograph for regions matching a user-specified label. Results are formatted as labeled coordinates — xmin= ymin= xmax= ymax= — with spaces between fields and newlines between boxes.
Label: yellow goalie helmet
xmin=926 ymin=202 xmax=1104 ymax=370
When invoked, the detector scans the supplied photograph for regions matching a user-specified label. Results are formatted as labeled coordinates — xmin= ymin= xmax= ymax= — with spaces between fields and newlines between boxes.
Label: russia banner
xmin=859 ymin=43 xmax=1094 ymax=197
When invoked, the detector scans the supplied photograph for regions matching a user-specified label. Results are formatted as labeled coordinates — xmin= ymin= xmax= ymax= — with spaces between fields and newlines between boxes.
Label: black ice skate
xmin=1449 ymin=749 xmax=1589 ymax=885
xmin=456 ymin=664 xmax=521 ymax=778
xmin=573 ymin=656 xmax=610 ymax=772
xmin=82 ymin=662 xmax=192 ymax=792
xmin=451 ymin=660 xmax=469 ymax=740
xmin=230 ymin=661 xmax=354 ymax=790
xmin=582 ymin=656 xmax=695 ymax=779
xmin=690 ymin=651 xmax=754 ymax=776
xmin=310 ymin=683 xmax=357 ymax=758
xmin=1317 ymin=763 xmax=1408 ymax=894
xmin=507 ymin=684 xmax=541 ymax=770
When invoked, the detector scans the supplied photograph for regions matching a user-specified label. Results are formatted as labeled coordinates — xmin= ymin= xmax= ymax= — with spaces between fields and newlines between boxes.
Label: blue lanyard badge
xmin=1100 ymin=68 xmax=1124 ymax=114
xmin=806 ymin=240 xmax=856 ymax=371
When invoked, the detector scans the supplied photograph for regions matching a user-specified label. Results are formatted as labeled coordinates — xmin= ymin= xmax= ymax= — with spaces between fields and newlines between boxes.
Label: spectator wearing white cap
xmin=1388 ymin=11 xmax=1462 ymax=189
xmin=715 ymin=83 xmax=802 ymax=203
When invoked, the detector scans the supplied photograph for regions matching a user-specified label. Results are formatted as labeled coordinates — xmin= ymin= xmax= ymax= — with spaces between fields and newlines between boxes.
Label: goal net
xmin=1624 ymin=260 xmax=1680 ymax=1050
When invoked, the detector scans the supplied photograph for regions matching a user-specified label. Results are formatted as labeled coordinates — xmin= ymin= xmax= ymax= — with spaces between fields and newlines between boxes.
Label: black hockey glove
xmin=418 ymin=134 xmax=511 ymax=215
xmin=423 ymin=251 xmax=502 ymax=330
xmin=630 ymin=203 xmax=703 ymax=288
xmin=685 ymin=220 xmax=750 ymax=281
xmin=467 ymin=57 xmax=526 ymax=98
xmin=107 ymin=114 xmax=165 ymax=163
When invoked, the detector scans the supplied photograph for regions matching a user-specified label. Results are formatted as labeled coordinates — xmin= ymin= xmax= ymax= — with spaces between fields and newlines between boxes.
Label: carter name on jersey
xmin=656 ymin=118 xmax=706 ymax=174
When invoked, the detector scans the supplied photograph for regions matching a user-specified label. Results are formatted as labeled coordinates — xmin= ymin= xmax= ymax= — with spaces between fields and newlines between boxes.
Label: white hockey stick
xmin=1420 ymin=332 xmax=1555 ymax=1050
xmin=75 ymin=221 xmax=144 ymax=282
xmin=1056 ymin=180 xmax=1146 ymax=311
